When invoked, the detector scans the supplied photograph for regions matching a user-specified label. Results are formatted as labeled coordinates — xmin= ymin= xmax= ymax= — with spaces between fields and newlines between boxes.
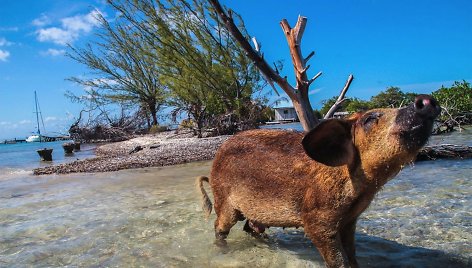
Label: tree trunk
xmin=144 ymin=110 xmax=151 ymax=129
xmin=196 ymin=116 xmax=203 ymax=138
xmin=148 ymin=101 xmax=158 ymax=126
xmin=293 ymin=94 xmax=317 ymax=131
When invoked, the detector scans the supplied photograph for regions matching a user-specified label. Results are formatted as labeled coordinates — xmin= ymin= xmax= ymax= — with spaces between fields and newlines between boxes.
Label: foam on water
xmin=0 ymin=167 xmax=32 ymax=177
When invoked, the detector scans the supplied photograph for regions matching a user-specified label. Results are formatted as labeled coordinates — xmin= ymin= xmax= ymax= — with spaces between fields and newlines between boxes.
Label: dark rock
xmin=37 ymin=148 xmax=53 ymax=161
xmin=62 ymin=142 xmax=75 ymax=154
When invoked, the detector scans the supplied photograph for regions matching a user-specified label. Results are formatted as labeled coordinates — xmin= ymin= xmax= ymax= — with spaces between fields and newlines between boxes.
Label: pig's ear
xmin=302 ymin=119 xmax=355 ymax=167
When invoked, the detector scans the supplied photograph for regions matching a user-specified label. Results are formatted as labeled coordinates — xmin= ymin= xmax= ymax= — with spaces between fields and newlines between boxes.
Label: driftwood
xmin=417 ymin=144 xmax=472 ymax=161
xmin=129 ymin=145 xmax=143 ymax=154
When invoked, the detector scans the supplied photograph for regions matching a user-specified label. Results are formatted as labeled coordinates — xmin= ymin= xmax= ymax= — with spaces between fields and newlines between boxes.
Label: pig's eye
xmin=362 ymin=112 xmax=383 ymax=129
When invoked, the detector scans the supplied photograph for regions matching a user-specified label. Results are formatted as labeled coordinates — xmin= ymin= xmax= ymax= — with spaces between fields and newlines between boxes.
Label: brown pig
xmin=196 ymin=95 xmax=441 ymax=267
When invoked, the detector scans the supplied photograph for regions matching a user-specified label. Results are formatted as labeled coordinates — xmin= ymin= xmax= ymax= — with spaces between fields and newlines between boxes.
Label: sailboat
xmin=26 ymin=91 xmax=45 ymax=143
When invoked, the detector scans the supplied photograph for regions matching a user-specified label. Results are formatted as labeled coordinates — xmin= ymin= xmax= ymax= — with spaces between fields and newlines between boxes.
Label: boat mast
xmin=34 ymin=90 xmax=41 ymax=142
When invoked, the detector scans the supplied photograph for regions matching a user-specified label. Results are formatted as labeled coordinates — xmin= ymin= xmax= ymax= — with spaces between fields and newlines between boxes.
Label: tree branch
xmin=209 ymin=0 xmax=296 ymax=100
xmin=308 ymin=71 xmax=322 ymax=86
xmin=252 ymin=36 xmax=280 ymax=96
xmin=209 ymin=1 xmax=324 ymax=130
xmin=279 ymin=15 xmax=311 ymax=96
xmin=293 ymin=16 xmax=307 ymax=44
xmin=324 ymin=74 xmax=354 ymax=119
xmin=251 ymin=37 xmax=261 ymax=52
xmin=304 ymin=51 xmax=315 ymax=64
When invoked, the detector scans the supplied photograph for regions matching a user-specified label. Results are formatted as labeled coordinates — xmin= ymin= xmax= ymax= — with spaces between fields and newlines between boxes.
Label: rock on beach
xmin=33 ymin=131 xmax=230 ymax=175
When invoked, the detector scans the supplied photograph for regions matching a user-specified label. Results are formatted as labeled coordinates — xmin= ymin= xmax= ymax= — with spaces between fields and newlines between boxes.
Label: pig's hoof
xmin=215 ymin=230 xmax=229 ymax=240
xmin=214 ymin=237 xmax=229 ymax=251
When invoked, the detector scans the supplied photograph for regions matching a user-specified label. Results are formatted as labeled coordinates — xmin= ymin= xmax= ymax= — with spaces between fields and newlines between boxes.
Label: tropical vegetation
xmin=67 ymin=0 xmax=273 ymax=138
xmin=318 ymin=82 xmax=472 ymax=131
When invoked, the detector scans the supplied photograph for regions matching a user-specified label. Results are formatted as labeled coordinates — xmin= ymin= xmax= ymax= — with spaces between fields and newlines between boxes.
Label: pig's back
xmin=210 ymin=129 xmax=310 ymax=227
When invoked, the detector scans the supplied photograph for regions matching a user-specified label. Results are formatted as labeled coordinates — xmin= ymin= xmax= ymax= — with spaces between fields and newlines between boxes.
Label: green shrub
xmin=149 ymin=125 xmax=168 ymax=134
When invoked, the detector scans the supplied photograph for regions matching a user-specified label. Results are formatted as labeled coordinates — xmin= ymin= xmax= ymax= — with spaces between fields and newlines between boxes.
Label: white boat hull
xmin=26 ymin=135 xmax=41 ymax=142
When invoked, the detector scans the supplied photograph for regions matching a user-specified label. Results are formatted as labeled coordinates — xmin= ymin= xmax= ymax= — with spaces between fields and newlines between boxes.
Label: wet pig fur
xmin=197 ymin=95 xmax=440 ymax=267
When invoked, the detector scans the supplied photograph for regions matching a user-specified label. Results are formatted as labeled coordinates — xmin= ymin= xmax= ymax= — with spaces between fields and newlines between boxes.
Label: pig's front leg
xmin=303 ymin=214 xmax=349 ymax=268
xmin=340 ymin=220 xmax=359 ymax=268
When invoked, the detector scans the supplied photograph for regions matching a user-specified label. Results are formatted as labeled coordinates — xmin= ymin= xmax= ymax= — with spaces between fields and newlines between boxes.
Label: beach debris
xmin=129 ymin=145 xmax=143 ymax=154
xmin=32 ymin=133 xmax=230 ymax=175
xmin=417 ymin=144 xmax=472 ymax=161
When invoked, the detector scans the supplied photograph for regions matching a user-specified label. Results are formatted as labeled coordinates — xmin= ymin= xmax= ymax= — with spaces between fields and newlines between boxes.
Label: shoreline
xmin=33 ymin=131 xmax=230 ymax=175
xmin=32 ymin=126 xmax=472 ymax=175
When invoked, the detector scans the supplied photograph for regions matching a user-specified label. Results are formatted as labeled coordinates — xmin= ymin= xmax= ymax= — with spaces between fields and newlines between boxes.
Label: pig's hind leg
xmin=213 ymin=199 xmax=242 ymax=243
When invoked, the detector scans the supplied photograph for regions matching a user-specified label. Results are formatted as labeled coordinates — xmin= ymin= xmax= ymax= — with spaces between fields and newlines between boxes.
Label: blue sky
xmin=0 ymin=0 xmax=471 ymax=139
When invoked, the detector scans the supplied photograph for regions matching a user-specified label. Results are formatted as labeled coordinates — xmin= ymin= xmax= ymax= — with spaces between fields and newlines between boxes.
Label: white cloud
xmin=309 ymin=87 xmax=322 ymax=95
xmin=0 ymin=38 xmax=13 ymax=62
xmin=41 ymin=48 xmax=66 ymax=56
xmin=19 ymin=120 xmax=32 ymax=125
xmin=0 ymin=37 xmax=13 ymax=46
xmin=0 ymin=49 xmax=10 ymax=62
xmin=35 ymin=9 xmax=104 ymax=46
xmin=0 ymin=121 xmax=18 ymax=129
xmin=36 ymin=27 xmax=77 ymax=46
xmin=62 ymin=10 xmax=102 ymax=32
xmin=45 ymin=116 xmax=57 ymax=122
xmin=32 ymin=14 xmax=51 ymax=27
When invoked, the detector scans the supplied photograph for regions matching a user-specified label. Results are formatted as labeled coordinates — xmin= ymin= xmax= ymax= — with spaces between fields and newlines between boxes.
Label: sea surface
xmin=0 ymin=128 xmax=471 ymax=267
xmin=0 ymin=140 xmax=97 ymax=178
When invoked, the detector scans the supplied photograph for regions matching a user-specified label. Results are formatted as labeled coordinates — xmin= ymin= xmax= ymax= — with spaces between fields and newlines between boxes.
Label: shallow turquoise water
xmin=0 ymin=159 xmax=470 ymax=267
xmin=0 ymin=129 xmax=470 ymax=267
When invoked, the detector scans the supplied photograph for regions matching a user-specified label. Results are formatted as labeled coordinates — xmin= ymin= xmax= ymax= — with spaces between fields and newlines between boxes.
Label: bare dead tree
xmin=324 ymin=75 xmax=354 ymax=119
xmin=209 ymin=0 xmax=353 ymax=131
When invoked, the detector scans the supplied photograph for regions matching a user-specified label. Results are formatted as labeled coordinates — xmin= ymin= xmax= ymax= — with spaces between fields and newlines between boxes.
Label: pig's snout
xmin=394 ymin=94 xmax=441 ymax=150
xmin=414 ymin=95 xmax=441 ymax=119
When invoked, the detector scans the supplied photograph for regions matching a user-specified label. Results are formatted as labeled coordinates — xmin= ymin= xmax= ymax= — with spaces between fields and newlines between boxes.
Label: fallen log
xmin=417 ymin=144 xmax=472 ymax=161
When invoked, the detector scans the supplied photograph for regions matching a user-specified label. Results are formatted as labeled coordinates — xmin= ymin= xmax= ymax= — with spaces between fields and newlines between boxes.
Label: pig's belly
xmin=228 ymin=191 xmax=304 ymax=228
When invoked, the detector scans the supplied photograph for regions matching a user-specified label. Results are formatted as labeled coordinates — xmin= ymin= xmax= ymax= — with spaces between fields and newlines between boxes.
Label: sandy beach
xmin=33 ymin=131 xmax=230 ymax=175
xmin=33 ymin=126 xmax=472 ymax=175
